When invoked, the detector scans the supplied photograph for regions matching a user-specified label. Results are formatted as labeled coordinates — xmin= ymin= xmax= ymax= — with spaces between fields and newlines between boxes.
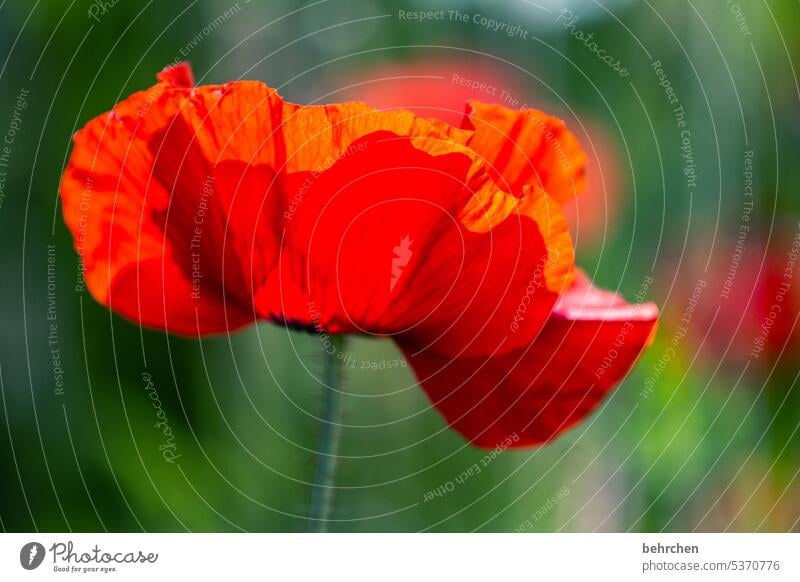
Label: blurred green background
xmin=1 ymin=0 xmax=799 ymax=532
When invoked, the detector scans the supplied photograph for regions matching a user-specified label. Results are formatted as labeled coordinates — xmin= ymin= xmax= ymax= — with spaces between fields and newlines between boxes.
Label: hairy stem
xmin=307 ymin=334 xmax=345 ymax=532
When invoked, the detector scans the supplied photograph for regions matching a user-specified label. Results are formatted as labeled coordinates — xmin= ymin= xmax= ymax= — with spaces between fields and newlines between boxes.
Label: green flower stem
xmin=307 ymin=334 xmax=346 ymax=532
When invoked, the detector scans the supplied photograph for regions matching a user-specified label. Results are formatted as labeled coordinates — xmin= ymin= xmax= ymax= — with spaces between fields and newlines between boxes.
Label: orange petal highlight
xmin=463 ymin=100 xmax=587 ymax=205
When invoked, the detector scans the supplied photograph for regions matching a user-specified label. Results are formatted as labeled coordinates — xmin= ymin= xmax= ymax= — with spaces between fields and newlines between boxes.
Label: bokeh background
xmin=1 ymin=0 xmax=800 ymax=532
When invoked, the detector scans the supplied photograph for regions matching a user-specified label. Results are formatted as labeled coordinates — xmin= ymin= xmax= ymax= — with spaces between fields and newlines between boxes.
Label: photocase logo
xmin=390 ymin=235 xmax=413 ymax=292
xmin=19 ymin=542 xmax=45 ymax=570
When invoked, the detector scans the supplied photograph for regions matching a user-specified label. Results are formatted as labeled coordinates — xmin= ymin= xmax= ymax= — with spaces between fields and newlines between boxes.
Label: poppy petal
xmin=401 ymin=270 xmax=658 ymax=448
xmin=253 ymin=118 xmax=573 ymax=357
xmin=463 ymin=100 xmax=587 ymax=204
xmin=397 ymin=184 xmax=574 ymax=358
xmin=60 ymin=65 xmax=278 ymax=334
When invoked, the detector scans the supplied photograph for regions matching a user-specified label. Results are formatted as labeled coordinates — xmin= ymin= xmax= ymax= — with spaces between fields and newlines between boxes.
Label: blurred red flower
xmin=675 ymin=228 xmax=800 ymax=365
xmin=329 ymin=60 xmax=529 ymax=128
xmin=60 ymin=62 xmax=658 ymax=448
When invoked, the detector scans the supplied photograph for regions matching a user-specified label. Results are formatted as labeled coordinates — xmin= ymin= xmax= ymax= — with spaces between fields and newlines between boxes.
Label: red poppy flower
xmin=60 ymin=62 xmax=658 ymax=448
